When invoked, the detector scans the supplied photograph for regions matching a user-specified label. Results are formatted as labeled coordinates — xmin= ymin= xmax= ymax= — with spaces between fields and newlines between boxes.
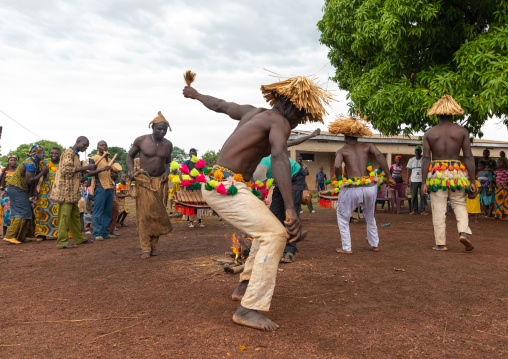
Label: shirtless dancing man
xmin=329 ymin=115 xmax=394 ymax=254
xmin=126 ymin=112 xmax=173 ymax=258
xmin=422 ymin=95 xmax=476 ymax=251
xmin=183 ymin=75 xmax=333 ymax=331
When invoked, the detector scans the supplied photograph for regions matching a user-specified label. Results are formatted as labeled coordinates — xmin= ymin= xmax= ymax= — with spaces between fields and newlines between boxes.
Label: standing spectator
xmin=296 ymin=155 xmax=315 ymax=213
xmin=0 ymin=155 xmax=18 ymax=237
xmin=34 ymin=147 xmax=61 ymax=240
xmin=493 ymin=158 xmax=508 ymax=220
xmin=315 ymin=166 xmax=327 ymax=192
xmin=183 ymin=148 xmax=204 ymax=227
xmin=83 ymin=179 xmax=93 ymax=232
xmin=88 ymin=140 xmax=115 ymax=240
xmin=117 ymin=173 xmax=131 ymax=226
xmin=477 ymin=161 xmax=495 ymax=218
xmin=467 ymin=179 xmax=482 ymax=223
xmin=482 ymin=149 xmax=497 ymax=172
xmin=406 ymin=146 xmax=427 ymax=215
xmin=390 ymin=156 xmax=403 ymax=182
xmin=108 ymin=169 xmax=120 ymax=236
xmin=51 ymin=137 xmax=95 ymax=249
xmin=3 ymin=145 xmax=48 ymax=244
xmin=499 ymin=151 xmax=508 ymax=168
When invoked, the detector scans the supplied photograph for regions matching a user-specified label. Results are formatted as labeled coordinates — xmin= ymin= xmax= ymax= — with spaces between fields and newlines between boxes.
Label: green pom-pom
xmin=227 ymin=184 xmax=238 ymax=196
xmin=326 ymin=191 xmax=332 ymax=195
xmin=191 ymin=182 xmax=201 ymax=190
xmin=376 ymin=170 xmax=382 ymax=175
xmin=337 ymin=176 xmax=343 ymax=181
xmin=205 ymin=183 xmax=213 ymax=191
xmin=251 ymin=189 xmax=261 ymax=197
xmin=442 ymin=185 xmax=447 ymax=191
xmin=367 ymin=162 xmax=372 ymax=167
xmin=324 ymin=180 xmax=332 ymax=185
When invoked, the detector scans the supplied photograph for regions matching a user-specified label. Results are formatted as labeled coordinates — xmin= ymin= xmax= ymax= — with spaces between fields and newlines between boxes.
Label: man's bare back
xmin=217 ymin=109 xmax=292 ymax=180
xmin=423 ymin=122 xmax=470 ymax=160
xmin=335 ymin=139 xmax=393 ymax=183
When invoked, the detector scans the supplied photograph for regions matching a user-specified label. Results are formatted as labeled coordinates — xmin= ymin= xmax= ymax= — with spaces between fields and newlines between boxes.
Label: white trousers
xmin=202 ymin=182 xmax=286 ymax=311
xmin=336 ymin=185 xmax=379 ymax=251
xmin=430 ymin=188 xmax=471 ymax=245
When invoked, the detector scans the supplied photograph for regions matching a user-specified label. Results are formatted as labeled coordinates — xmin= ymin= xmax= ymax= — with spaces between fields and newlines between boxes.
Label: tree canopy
xmin=172 ymin=146 xmax=187 ymax=164
xmin=0 ymin=140 xmax=64 ymax=166
xmin=201 ymin=150 xmax=221 ymax=166
xmin=318 ymin=0 xmax=508 ymax=137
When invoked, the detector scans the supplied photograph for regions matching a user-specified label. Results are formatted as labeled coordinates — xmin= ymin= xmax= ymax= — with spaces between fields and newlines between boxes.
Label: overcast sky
xmin=1 ymin=0 xmax=507 ymax=157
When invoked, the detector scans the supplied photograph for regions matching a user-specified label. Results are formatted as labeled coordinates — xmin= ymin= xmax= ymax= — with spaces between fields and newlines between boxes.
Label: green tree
xmin=201 ymin=150 xmax=221 ymax=166
xmin=172 ymin=146 xmax=187 ymax=163
xmin=1 ymin=140 xmax=65 ymax=166
xmin=318 ymin=0 xmax=508 ymax=137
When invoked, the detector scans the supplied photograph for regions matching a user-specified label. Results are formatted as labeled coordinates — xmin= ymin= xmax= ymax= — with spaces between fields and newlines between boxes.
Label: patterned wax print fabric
xmin=1 ymin=170 xmax=15 ymax=227
xmin=116 ymin=182 xmax=130 ymax=213
xmin=9 ymin=158 xmax=40 ymax=192
xmin=494 ymin=169 xmax=508 ymax=218
xmin=35 ymin=160 xmax=59 ymax=237
xmin=50 ymin=148 xmax=82 ymax=204
xmin=478 ymin=170 xmax=495 ymax=206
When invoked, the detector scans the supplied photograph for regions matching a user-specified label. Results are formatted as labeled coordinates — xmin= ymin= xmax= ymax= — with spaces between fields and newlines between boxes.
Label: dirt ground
xmin=1 ymin=201 xmax=507 ymax=358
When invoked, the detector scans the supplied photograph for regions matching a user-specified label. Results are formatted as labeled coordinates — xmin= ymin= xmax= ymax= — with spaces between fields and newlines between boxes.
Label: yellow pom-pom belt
xmin=170 ymin=160 xmax=272 ymax=200
xmin=323 ymin=163 xmax=386 ymax=194
xmin=425 ymin=160 xmax=471 ymax=193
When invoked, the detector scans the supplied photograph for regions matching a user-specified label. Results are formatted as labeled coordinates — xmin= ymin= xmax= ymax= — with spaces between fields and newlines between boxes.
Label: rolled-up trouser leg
xmin=430 ymin=189 xmax=448 ymax=245
xmin=203 ymin=182 xmax=286 ymax=312
xmin=449 ymin=189 xmax=472 ymax=236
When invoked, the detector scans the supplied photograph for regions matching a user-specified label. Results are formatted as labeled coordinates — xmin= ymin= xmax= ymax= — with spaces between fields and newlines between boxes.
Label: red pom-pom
xmin=261 ymin=189 xmax=269 ymax=198
xmin=216 ymin=183 xmax=227 ymax=194
xmin=196 ymin=174 xmax=206 ymax=183
xmin=180 ymin=164 xmax=190 ymax=175
xmin=195 ymin=159 xmax=206 ymax=169
xmin=180 ymin=180 xmax=191 ymax=186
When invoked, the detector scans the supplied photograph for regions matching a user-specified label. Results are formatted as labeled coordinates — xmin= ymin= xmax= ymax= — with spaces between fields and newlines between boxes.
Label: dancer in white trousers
xmin=328 ymin=114 xmax=395 ymax=254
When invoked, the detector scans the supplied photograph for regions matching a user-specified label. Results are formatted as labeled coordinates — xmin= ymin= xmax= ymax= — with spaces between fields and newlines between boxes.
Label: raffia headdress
xmin=260 ymin=75 xmax=335 ymax=124
xmin=328 ymin=114 xmax=373 ymax=138
xmin=148 ymin=111 xmax=171 ymax=130
xmin=427 ymin=95 xmax=464 ymax=116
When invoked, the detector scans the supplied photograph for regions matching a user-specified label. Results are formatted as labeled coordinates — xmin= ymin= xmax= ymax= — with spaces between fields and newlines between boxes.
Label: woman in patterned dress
xmin=0 ymin=155 xmax=18 ymax=236
xmin=34 ymin=147 xmax=61 ymax=240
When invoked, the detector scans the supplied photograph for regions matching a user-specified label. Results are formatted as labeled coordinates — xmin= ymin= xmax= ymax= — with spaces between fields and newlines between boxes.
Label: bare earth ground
xmin=1 ymin=201 xmax=507 ymax=358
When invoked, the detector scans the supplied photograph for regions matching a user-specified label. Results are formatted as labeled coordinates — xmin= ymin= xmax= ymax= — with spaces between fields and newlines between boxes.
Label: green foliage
xmin=318 ymin=0 xmax=508 ymax=137
xmin=201 ymin=150 xmax=221 ymax=166
xmin=88 ymin=146 xmax=128 ymax=175
xmin=0 ymin=140 xmax=64 ymax=166
xmin=172 ymin=146 xmax=187 ymax=163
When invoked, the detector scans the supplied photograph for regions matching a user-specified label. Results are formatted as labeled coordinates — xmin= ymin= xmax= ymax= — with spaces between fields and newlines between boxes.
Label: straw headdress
xmin=260 ymin=75 xmax=335 ymax=124
xmin=148 ymin=111 xmax=171 ymax=130
xmin=427 ymin=95 xmax=464 ymax=116
xmin=328 ymin=114 xmax=373 ymax=138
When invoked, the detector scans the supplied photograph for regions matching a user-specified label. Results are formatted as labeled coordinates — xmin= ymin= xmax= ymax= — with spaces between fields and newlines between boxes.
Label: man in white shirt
xmin=407 ymin=146 xmax=427 ymax=214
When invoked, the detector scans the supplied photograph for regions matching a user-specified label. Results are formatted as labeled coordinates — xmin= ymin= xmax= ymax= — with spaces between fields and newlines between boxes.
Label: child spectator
xmin=467 ymin=179 xmax=482 ymax=223
xmin=116 ymin=173 xmax=131 ymax=227
xmin=477 ymin=161 xmax=495 ymax=218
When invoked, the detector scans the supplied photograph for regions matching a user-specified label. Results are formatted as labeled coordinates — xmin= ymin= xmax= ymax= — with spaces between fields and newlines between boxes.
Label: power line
xmin=0 ymin=108 xmax=43 ymax=139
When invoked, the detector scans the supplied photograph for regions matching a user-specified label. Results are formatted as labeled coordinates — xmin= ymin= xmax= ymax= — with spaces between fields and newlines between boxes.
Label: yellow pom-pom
xmin=208 ymin=180 xmax=219 ymax=188
xmin=266 ymin=178 xmax=274 ymax=188
xmin=214 ymin=170 xmax=224 ymax=182
xmin=170 ymin=161 xmax=180 ymax=171
xmin=190 ymin=168 xmax=200 ymax=177
xmin=182 ymin=175 xmax=191 ymax=181
xmin=233 ymin=173 xmax=244 ymax=182
xmin=334 ymin=187 xmax=340 ymax=193
xmin=171 ymin=177 xmax=180 ymax=184
xmin=255 ymin=180 xmax=264 ymax=187
xmin=369 ymin=171 xmax=375 ymax=177
xmin=191 ymin=155 xmax=199 ymax=163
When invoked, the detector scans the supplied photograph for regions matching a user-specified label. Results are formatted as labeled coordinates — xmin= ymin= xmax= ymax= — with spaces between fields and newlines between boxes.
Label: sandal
xmin=432 ymin=245 xmax=448 ymax=251
xmin=279 ymin=252 xmax=295 ymax=263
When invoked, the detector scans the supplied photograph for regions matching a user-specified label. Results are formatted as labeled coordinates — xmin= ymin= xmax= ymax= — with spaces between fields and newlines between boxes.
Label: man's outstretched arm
xmin=287 ymin=129 xmax=320 ymax=147
xmin=183 ymin=86 xmax=256 ymax=121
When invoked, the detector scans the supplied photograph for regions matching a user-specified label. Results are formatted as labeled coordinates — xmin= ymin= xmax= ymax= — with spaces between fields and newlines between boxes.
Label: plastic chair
xmin=393 ymin=183 xmax=412 ymax=214
xmin=375 ymin=184 xmax=392 ymax=213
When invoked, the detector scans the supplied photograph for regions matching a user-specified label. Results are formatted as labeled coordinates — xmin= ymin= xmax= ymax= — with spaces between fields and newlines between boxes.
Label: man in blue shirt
xmin=255 ymin=155 xmax=307 ymax=263
xmin=316 ymin=166 xmax=327 ymax=191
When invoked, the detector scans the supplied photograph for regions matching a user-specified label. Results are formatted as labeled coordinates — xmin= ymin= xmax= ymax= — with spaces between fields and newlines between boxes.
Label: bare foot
xmin=232 ymin=305 xmax=279 ymax=331
xmin=151 ymin=248 xmax=160 ymax=256
xmin=141 ymin=252 xmax=150 ymax=259
xmin=232 ymin=280 xmax=249 ymax=301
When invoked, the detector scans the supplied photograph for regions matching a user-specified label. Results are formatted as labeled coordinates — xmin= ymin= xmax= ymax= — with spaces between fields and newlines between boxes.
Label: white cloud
xmin=0 ymin=0 xmax=506 ymax=159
